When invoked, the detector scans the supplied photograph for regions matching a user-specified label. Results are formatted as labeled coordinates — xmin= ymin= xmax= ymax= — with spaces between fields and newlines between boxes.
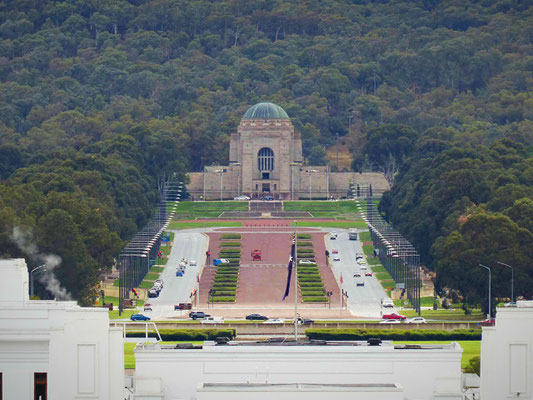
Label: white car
xmin=359 ymin=264 xmax=367 ymax=270
xmin=263 ymin=318 xmax=285 ymax=324
xmin=201 ymin=317 xmax=224 ymax=324
xmin=407 ymin=317 xmax=427 ymax=324
xmin=332 ymin=256 xmax=340 ymax=261
xmin=298 ymin=259 xmax=316 ymax=265
xmin=379 ymin=319 xmax=401 ymax=324
xmin=219 ymin=259 xmax=230 ymax=264
xmin=357 ymin=258 xmax=366 ymax=265
xmin=330 ymin=232 xmax=338 ymax=240
xmin=189 ymin=260 xmax=197 ymax=266
xmin=234 ymin=195 xmax=250 ymax=201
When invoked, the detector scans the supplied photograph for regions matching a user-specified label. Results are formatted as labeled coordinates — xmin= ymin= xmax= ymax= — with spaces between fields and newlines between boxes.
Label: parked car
xmin=379 ymin=319 xmax=401 ymax=324
xmin=189 ymin=311 xmax=210 ymax=320
xmin=298 ymin=259 xmax=316 ymax=265
xmin=148 ymin=289 xmax=159 ymax=298
xmin=355 ymin=252 xmax=364 ymax=259
xmin=234 ymin=195 xmax=250 ymax=201
xmin=356 ymin=281 xmax=365 ymax=287
xmin=130 ymin=314 xmax=151 ymax=321
xmin=332 ymin=249 xmax=339 ymax=254
xmin=176 ymin=270 xmax=184 ymax=277
xmin=262 ymin=196 xmax=274 ymax=201
xmin=382 ymin=313 xmax=406 ymax=321
xmin=381 ymin=298 xmax=394 ymax=308
xmin=297 ymin=318 xmax=315 ymax=325
xmin=263 ymin=318 xmax=285 ymax=324
xmin=246 ymin=313 xmax=268 ymax=321
xmin=330 ymin=232 xmax=338 ymax=240
xmin=357 ymin=258 xmax=366 ymax=265
xmin=407 ymin=317 xmax=427 ymax=324
xmin=143 ymin=304 xmax=152 ymax=311
xmin=213 ymin=258 xmax=230 ymax=266
xmin=365 ymin=272 xmax=373 ymax=277
xmin=359 ymin=264 xmax=367 ymax=270
xmin=201 ymin=316 xmax=224 ymax=324
xmin=353 ymin=272 xmax=361 ymax=277
xmin=480 ymin=317 xmax=496 ymax=326
xmin=189 ymin=260 xmax=197 ymax=266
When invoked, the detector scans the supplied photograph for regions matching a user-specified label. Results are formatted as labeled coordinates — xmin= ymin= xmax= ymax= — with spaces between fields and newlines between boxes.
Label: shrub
xmin=210 ymin=290 xmax=236 ymax=296
xmin=297 ymin=242 xmax=313 ymax=247
xmin=220 ymin=242 xmax=241 ymax=247
xmin=297 ymin=249 xmax=314 ymax=254
xmin=221 ymin=234 xmax=241 ymax=240
xmin=305 ymin=329 xmax=482 ymax=341
xmin=214 ymin=276 xmax=238 ymax=282
xmin=297 ymin=234 xmax=312 ymax=239
xmin=219 ymin=248 xmax=241 ymax=253
xmin=128 ymin=329 xmax=235 ymax=340
xmin=297 ymin=254 xmax=315 ymax=259
xmin=298 ymin=270 xmax=320 ymax=275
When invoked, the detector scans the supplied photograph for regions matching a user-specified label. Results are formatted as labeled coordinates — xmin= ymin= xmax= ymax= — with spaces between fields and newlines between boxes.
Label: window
xmin=34 ymin=373 xmax=47 ymax=400
xmin=262 ymin=172 xmax=270 ymax=180
xmin=258 ymin=148 xmax=274 ymax=171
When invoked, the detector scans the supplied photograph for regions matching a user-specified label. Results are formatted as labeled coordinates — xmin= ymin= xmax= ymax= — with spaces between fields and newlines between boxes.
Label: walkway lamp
xmin=479 ymin=263 xmax=492 ymax=318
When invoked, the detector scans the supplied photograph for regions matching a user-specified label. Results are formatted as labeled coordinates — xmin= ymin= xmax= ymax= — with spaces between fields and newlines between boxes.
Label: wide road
xmin=324 ymin=229 xmax=397 ymax=318
xmin=144 ymin=230 xmax=207 ymax=319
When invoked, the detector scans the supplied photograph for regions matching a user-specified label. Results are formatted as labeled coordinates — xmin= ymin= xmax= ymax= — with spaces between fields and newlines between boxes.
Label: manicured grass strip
xmin=401 ymin=309 xmax=485 ymax=321
xmin=150 ymin=266 xmax=164 ymax=273
xmin=139 ymin=280 xmax=154 ymax=289
xmin=358 ymin=231 xmax=372 ymax=242
xmin=109 ymin=310 xmax=136 ymax=319
xmin=362 ymin=245 xmax=375 ymax=256
xmin=221 ymin=233 xmax=242 ymax=239
xmin=145 ymin=273 xmax=160 ymax=280
xmin=154 ymin=257 xmax=168 ymax=265
xmin=159 ymin=246 xmax=171 ymax=255
xmin=370 ymin=265 xmax=387 ymax=273
xmin=292 ymin=221 xmax=368 ymax=229
xmin=379 ymin=280 xmax=396 ymax=289
xmin=220 ymin=242 xmax=241 ymax=247
xmin=394 ymin=341 xmax=480 ymax=369
xmin=375 ymin=271 xmax=393 ymax=281
xmin=168 ymin=221 xmax=242 ymax=229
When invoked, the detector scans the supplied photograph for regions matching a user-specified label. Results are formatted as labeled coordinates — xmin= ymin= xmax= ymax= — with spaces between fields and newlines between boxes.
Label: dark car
xmin=130 ymin=314 xmax=151 ymax=321
xmin=353 ymin=273 xmax=361 ymax=277
xmin=262 ymin=196 xmax=274 ymax=201
xmin=189 ymin=311 xmax=210 ymax=320
xmin=298 ymin=317 xmax=315 ymax=325
xmin=246 ymin=313 xmax=268 ymax=321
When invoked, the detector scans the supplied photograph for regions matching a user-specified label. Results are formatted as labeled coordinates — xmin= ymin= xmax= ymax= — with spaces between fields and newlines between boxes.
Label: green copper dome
xmin=243 ymin=102 xmax=290 ymax=120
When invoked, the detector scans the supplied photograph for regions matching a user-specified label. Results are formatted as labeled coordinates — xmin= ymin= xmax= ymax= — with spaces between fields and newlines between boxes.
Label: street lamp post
xmin=30 ymin=264 xmax=46 ymax=297
xmin=479 ymin=263 xmax=492 ymax=318
xmin=497 ymin=261 xmax=514 ymax=303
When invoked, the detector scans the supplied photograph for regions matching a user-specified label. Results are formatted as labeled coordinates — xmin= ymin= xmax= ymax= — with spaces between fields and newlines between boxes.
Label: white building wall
xmin=134 ymin=342 xmax=463 ymax=400
xmin=0 ymin=259 xmax=124 ymax=400
xmin=481 ymin=301 xmax=533 ymax=400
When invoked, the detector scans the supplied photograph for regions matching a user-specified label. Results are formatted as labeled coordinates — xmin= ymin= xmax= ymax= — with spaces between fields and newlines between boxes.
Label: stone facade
xmin=187 ymin=103 xmax=389 ymax=200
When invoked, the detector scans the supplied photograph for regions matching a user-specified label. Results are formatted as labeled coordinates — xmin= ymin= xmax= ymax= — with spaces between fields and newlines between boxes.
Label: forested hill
xmin=0 ymin=0 xmax=532 ymax=305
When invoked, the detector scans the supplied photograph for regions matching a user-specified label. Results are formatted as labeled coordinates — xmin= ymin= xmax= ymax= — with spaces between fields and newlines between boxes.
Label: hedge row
xmin=295 ymin=242 xmax=326 ymax=303
xmin=221 ymin=234 xmax=241 ymax=240
xmin=297 ymin=249 xmax=314 ymax=254
xmin=128 ymin=328 xmax=236 ymax=340
xmin=297 ymin=234 xmax=312 ymax=240
xmin=299 ymin=282 xmax=325 ymax=288
xmin=297 ymin=242 xmax=313 ymax=247
xmin=302 ymin=296 xmax=328 ymax=302
xmin=211 ymin=296 xmax=235 ymax=302
xmin=305 ymin=329 xmax=482 ymax=341
xmin=211 ymin=285 xmax=237 ymax=291
xmin=219 ymin=248 xmax=241 ymax=253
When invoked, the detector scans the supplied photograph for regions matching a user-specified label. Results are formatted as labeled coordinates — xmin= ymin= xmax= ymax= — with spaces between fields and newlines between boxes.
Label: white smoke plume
xmin=10 ymin=227 xmax=72 ymax=300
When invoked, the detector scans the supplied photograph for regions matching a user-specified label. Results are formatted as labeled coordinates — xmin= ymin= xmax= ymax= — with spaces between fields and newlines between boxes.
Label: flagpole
xmin=294 ymin=220 xmax=298 ymax=341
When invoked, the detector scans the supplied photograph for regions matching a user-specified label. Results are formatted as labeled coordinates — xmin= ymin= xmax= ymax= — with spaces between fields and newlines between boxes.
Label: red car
xmin=332 ymin=249 xmax=339 ymax=254
xmin=365 ymin=272 xmax=373 ymax=277
xmin=480 ymin=317 xmax=495 ymax=326
xmin=382 ymin=313 xmax=406 ymax=321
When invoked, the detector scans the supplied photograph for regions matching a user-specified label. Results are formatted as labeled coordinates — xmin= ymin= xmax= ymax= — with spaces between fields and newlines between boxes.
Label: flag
xmin=197 ymin=273 xmax=200 ymax=283
xmin=282 ymin=243 xmax=296 ymax=301
xmin=340 ymin=273 xmax=343 ymax=285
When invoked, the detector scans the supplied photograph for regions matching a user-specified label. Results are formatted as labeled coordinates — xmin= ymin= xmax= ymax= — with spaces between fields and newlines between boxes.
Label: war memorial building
xmin=187 ymin=102 xmax=389 ymax=200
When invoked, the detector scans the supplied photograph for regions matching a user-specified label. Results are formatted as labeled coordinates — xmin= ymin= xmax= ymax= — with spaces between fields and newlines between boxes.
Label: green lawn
xmin=150 ymin=266 xmax=164 ymax=273
xmin=168 ymin=221 xmax=243 ymax=229
xmin=109 ymin=309 xmax=136 ymax=319
xmin=98 ymin=296 xmax=143 ymax=307
xmin=401 ymin=308 xmax=485 ymax=321
xmin=394 ymin=340 xmax=480 ymax=369
xmin=358 ymin=231 xmax=372 ymax=242
xmin=292 ymin=221 xmax=367 ymax=229
xmin=371 ymin=265 xmax=387 ymax=273
xmin=284 ymin=201 xmax=365 ymax=220
xmin=125 ymin=341 xmax=204 ymax=368
xmin=172 ymin=201 xmax=248 ymax=219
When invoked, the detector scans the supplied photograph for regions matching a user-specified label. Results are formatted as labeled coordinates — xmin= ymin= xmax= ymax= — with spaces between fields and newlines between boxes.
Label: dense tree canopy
xmin=0 ymin=0 xmax=531 ymax=304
